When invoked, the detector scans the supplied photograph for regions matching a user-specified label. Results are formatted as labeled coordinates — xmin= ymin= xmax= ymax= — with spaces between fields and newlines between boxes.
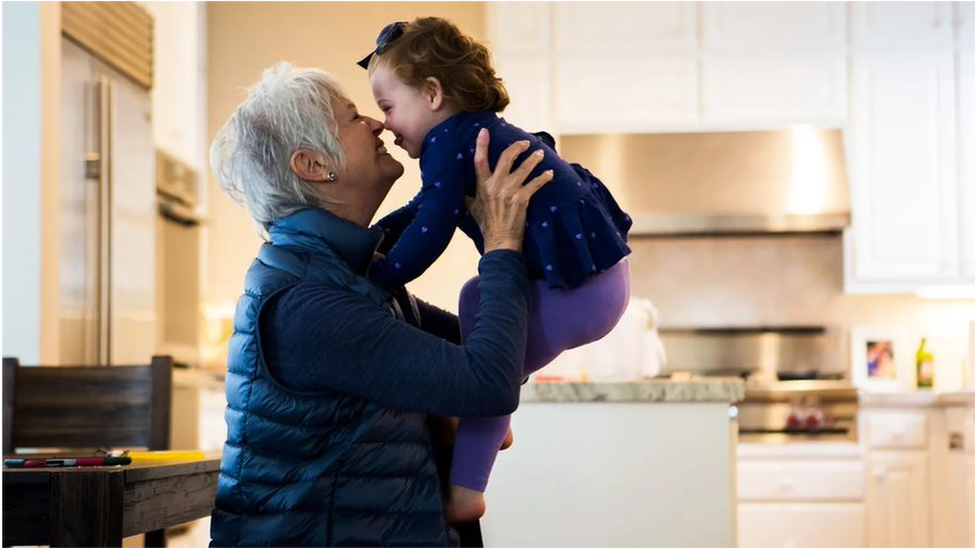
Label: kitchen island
xmin=481 ymin=378 xmax=744 ymax=548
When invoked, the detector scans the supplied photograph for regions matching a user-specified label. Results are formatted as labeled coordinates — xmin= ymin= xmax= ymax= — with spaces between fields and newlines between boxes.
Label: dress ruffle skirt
xmin=522 ymin=164 xmax=632 ymax=289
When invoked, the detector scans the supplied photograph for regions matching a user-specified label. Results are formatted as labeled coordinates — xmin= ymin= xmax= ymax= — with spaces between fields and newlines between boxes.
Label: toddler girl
xmin=360 ymin=17 xmax=632 ymax=522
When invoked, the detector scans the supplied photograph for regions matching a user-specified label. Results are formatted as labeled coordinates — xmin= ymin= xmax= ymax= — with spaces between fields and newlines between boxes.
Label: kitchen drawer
xmin=739 ymin=502 xmax=867 ymax=548
xmin=866 ymin=411 xmax=928 ymax=449
xmin=739 ymin=460 xmax=865 ymax=501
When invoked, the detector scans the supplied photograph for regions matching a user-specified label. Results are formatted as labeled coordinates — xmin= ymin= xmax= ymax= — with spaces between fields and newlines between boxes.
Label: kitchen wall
xmin=205 ymin=2 xmax=486 ymax=320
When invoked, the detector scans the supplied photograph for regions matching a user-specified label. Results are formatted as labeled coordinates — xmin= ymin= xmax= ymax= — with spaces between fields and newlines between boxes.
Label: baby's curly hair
xmin=369 ymin=17 xmax=509 ymax=113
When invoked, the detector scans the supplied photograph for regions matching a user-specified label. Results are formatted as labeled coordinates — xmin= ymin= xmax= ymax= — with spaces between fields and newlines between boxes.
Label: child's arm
xmin=368 ymin=150 xmax=469 ymax=290
xmin=374 ymin=195 xmax=421 ymax=256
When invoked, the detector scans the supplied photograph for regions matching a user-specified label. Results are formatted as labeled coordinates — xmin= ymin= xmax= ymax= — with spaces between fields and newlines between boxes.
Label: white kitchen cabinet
xmin=555 ymin=54 xmax=699 ymax=133
xmin=494 ymin=56 xmax=552 ymax=135
xmin=958 ymin=45 xmax=975 ymax=282
xmin=700 ymin=52 xmax=846 ymax=128
xmin=700 ymin=2 xmax=846 ymax=51
xmin=736 ymin=446 xmax=868 ymax=548
xmin=848 ymin=52 xmax=959 ymax=287
xmin=851 ymin=2 xmax=955 ymax=52
xmin=738 ymin=459 xmax=865 ymax=502
xmin=866 ymin=451 xmax=931 ymax=547
xmin=865 ymin=409 xmax=929 ymax=450
xmin=486 ymin=2 xmax=550 ymax=55
xmin=738 ymin=502 xmax=867 ymax=548
xmin=553 ymin=2 xmax=696 ymax=54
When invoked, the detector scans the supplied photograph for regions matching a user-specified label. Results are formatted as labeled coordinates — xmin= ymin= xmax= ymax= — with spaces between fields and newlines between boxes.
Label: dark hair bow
xmin=357 ymin=21 xmax=406 ymax=70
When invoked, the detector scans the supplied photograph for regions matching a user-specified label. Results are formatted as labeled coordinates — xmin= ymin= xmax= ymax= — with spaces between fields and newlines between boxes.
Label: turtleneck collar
xmin=268 ymin=208 xmax=384 ymax=275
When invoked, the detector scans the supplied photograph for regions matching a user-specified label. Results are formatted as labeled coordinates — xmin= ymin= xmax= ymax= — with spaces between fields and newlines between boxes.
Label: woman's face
xmin=317 ymin=96 xmax=404 ymax=226
xmin=370 ymin=63 xmax=442 ymax=159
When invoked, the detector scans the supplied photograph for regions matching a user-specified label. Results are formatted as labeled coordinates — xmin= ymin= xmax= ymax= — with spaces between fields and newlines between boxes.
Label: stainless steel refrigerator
xmin=59 ymin=35 xmax=156 ymax=366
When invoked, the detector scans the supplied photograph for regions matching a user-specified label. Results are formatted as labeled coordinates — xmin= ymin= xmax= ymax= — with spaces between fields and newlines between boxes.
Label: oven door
xmin=156 ymin=200 xmax=202 ymax=367
xmin=738 ymin=382 xmax=859 ymax=443
xmin=154 ymin=150 xmax=202 ymax=367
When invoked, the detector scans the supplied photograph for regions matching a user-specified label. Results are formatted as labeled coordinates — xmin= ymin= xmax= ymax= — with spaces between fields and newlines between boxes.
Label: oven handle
xmin=158 ymin=201 xmax=203 ymax=227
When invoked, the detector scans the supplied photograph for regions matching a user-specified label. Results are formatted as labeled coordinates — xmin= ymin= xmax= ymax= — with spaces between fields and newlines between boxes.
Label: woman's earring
xmin=326 ymin=170 xmax=337 ymax=182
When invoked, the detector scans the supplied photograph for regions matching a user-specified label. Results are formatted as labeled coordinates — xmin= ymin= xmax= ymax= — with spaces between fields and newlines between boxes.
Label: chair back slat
xmin=2 ymin=356 xmax=173 ymax=453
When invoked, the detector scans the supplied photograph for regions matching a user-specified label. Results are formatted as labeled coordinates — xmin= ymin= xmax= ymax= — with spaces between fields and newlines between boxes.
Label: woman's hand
xmin=467 ymin=128 xmax=553 ymax=252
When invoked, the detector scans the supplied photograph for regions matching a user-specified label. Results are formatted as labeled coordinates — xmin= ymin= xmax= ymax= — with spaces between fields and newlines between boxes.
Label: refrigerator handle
xmin=95 ymin=76 xmax=114 ymax=366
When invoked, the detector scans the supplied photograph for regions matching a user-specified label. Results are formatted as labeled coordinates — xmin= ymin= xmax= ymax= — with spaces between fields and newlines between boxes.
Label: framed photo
xmin=850 ymin=327 xmax=911 ymax=392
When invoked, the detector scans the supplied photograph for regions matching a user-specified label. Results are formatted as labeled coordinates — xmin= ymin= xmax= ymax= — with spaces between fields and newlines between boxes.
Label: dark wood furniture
xmin=3 ymin=455 xmax=220 ymax=547
xmin=2 ymin=356 xmax=176 ymax=546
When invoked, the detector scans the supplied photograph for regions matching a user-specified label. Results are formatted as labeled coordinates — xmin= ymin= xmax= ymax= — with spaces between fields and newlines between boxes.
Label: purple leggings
xmin=451 ymin=260 xmax=630 ymax=491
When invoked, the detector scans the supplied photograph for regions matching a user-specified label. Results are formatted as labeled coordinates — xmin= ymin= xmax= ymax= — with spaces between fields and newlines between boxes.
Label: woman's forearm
xmin=262 ymin=251 xmax=529 ymax=417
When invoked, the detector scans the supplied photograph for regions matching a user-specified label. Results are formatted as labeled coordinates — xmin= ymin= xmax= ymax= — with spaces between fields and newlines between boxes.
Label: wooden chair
xmin=2 ymin=356 xmax=174 ymax=547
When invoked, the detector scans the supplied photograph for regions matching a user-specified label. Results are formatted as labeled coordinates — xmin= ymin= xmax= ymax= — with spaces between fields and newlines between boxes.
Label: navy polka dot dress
xmin=370 ymin=111 xmax=632 ymax=290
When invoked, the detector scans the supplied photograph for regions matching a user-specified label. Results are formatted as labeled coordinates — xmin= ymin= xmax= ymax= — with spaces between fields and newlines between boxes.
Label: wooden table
xmin=2 ymin=454 xmax=220 ymax=547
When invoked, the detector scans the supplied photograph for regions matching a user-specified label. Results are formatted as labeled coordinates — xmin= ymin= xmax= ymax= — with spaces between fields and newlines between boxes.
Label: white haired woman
xmin=208 ymin=62 xmax=551 ymax=547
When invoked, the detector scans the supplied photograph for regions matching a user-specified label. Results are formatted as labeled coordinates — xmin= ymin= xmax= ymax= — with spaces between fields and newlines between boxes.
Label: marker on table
xmin=4 ymin=456 xmax=131 ymax=468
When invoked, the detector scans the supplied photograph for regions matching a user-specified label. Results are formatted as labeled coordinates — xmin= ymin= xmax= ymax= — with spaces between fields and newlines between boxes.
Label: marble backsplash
xmin=626 ymin=235 xmax=971 ymax=331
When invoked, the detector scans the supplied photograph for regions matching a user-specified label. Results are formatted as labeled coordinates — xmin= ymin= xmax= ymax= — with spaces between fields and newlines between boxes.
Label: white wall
xmin=2 ymin=2 xmax=60 ymax=363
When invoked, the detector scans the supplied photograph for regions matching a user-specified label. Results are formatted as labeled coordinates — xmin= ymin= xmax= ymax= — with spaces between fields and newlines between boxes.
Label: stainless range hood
xmin=560 ymin=128 xmax=851 ymax=236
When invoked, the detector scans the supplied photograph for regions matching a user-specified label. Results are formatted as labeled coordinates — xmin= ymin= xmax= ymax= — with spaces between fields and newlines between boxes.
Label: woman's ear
xmin=424 ymin=77 xmax=445 ymax=111
xmin=290 ymin=148 xmax=331 ymax=182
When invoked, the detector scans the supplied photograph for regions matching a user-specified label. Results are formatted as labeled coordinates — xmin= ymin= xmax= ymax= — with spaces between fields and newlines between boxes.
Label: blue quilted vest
xmin=210 ymin=208 xmax=453 ymax=547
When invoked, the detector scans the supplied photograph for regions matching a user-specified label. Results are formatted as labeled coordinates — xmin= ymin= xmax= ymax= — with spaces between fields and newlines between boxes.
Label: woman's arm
xmin=263 ymin=250 xmax=528 ymax=417
xmin=391 ymin=288 xmax=462 ymax=345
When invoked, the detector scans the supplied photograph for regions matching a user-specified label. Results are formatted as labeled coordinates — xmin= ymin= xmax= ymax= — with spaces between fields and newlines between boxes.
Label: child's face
xmin=370 ymin=63 xmax=444 ymax=159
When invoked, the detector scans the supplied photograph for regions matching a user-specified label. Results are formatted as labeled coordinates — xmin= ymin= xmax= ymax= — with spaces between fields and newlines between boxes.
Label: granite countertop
xmin=520 ymin=378 xmax=745 ymax=403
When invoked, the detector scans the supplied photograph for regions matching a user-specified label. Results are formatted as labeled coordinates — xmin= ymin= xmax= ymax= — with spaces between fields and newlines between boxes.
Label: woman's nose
xmin=368 ymin=117 xmax=384 ymax=134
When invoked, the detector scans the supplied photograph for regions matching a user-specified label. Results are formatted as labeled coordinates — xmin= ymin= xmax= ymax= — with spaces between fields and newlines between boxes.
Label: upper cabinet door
xmin=555 ymin=54 xmax=699 ymax=133
xmin=554 ymin=2 xmax=696 ymax=53
xmin=701 ymin=2 xmax=846 ymax=50
xmin=701 ymin=52 xmax=847 ymax=128
xmin=487 ymin=2 xmax=550 ymax=55
xmin=849 ymin=52 xmax=958 ymax=284
xmin=851 ymin=2 xmax=955 ymax=51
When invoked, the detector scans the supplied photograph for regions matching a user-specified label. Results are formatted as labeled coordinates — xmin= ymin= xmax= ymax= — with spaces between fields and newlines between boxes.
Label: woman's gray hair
xmin=210 ymin=62 xmax=348 ymax=235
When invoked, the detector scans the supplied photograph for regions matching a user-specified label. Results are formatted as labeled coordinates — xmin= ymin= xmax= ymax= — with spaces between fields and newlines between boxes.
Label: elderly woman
xmin=207 ymin=62 xmax=551 ymax=548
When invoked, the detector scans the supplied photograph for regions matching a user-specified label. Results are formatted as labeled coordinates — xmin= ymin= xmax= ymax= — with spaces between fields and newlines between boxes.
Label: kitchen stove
xmin=657 ymin=326 xmax=859 ymax=443
xmin=737 ymin=379 xmax=859 ymax=443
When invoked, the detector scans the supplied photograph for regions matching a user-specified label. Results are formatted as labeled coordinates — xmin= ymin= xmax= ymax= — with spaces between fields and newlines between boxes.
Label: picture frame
xmin=850 ymin=326 xmax=912 ymax=392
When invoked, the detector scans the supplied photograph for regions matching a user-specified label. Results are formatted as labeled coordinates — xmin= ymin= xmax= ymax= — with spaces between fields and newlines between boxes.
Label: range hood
xmin=560 ymin=128 xmax=851 ymax=236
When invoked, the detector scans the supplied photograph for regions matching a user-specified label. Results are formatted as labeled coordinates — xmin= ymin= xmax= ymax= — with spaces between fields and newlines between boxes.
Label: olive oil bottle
xmin=916 ymin=338 xmax=934 ymax=389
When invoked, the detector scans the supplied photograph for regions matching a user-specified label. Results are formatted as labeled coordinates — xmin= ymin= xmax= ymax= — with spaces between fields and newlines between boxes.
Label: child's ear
xmin=424 ymin=77 xmax=445 ymax=111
